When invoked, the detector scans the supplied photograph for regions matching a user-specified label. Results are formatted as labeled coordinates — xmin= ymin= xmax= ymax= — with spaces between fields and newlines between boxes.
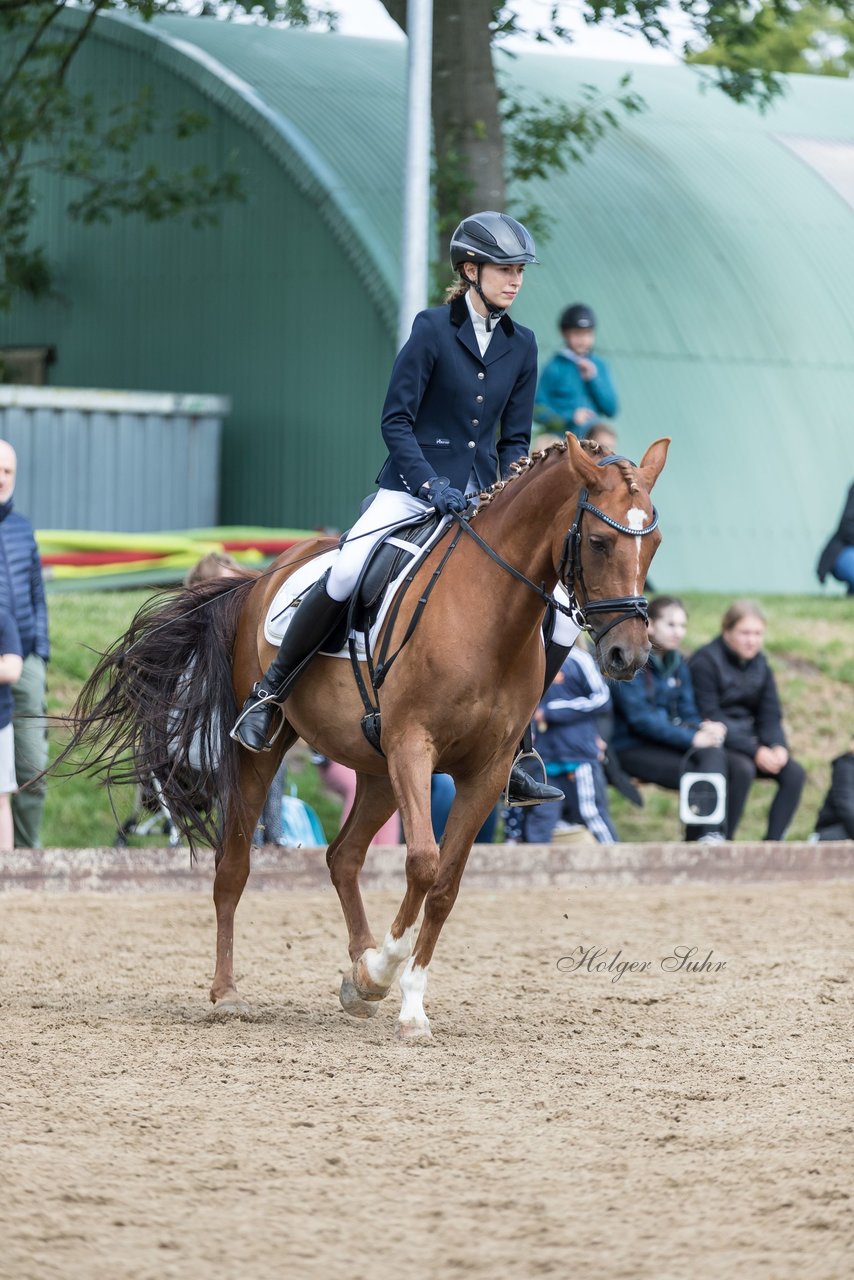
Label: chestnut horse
xmin=63 ymin=434 xmax=668 ymax=1040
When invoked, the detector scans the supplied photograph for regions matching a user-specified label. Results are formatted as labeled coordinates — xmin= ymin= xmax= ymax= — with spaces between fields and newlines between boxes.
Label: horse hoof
xmin=339 ymin=977 xmax=379 ymax=1019
xmin=352 ymin=955 xmax=390 ymax=1003
xmin=210 ymin=994 xmax=252 ymax=1018
xmin=395 ymin=1017 xmax=432 ymax=1043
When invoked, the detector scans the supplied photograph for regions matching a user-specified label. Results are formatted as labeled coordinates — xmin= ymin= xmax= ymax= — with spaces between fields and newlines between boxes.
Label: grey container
xmin=0 ymin=386 xmax=229 ymax=532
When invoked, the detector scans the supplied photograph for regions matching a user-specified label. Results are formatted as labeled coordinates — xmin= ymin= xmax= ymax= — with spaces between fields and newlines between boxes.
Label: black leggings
xmin=617 ymin=744 xmax=806 ymax=840
xmin=616 ymin=744 xmax=728 ymax=840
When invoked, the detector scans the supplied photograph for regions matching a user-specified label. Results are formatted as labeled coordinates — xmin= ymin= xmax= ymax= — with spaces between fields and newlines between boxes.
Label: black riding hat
xmin=449 ymin=211 xmax=538 ymax=270
xmin=560 ymin=303 xmax=596 ymax=331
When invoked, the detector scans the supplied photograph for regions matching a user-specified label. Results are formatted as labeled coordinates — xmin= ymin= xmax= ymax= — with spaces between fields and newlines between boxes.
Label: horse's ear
xmin=565 ymin=432 xmax=603 ymax=484
xmin=637 ymin=438 xmax=670 ymax=492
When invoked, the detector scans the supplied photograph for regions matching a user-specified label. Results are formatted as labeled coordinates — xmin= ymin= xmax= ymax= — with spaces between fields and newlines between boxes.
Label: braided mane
xmin=472 ymin=436 xmax=638 ymax=514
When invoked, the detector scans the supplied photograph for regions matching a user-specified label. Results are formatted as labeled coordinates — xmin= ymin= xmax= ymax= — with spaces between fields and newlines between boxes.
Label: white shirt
xmin=465 ymin=291 xmax=496 ymax=357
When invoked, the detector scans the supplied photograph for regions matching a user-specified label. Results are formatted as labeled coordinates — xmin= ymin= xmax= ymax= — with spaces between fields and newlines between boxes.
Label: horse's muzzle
xmin=597 ymin=634 xmax=651 ymax=680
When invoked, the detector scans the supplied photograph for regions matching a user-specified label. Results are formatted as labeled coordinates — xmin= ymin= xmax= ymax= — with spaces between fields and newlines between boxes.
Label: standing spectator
xmin=0 ymin=440 xmax=49 ymax=847
xmin=817 ymin=481 xmax=854 ymax=594
xmin=813 ymin=738 xmax=854 ymax=841
xmin=525 ymin=646 xmax=618 ymax=844
xmin=609 ymin=596 xmax=729 ymax=842
xmin=0 ymin=606 xmax=23 ymax=850
xmin=689 ymin=600 xmax=805 ymax=841
xmin=533 ymin=303 xmax=618 ymax=440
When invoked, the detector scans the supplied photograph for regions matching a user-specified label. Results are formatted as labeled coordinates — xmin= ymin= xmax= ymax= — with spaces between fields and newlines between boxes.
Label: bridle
xmin=455 ymin=454 xmax=659 ymax=644
xmin=557 ymin=482 xmax=659 ymax=642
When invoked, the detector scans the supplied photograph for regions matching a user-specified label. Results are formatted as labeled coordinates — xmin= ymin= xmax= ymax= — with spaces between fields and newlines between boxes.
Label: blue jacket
xmin=376 ymin=294 xmax=538 ymax=496
xmin=609 ymin=651 xmax=700 ymax=755
xmin=534 ymin=648 xmax=611 ymax=765
xmin=0 ymin=608 xmax=22 ymax=729
xmin=534 ymin=350 xmax=618 ymax=438
xmin=0 ymin=507 xmax=49 ymax=661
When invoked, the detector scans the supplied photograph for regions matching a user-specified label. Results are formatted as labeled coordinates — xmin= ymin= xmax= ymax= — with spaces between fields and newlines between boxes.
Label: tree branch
xmin=0 ymin=1 xmax=68 ymax=117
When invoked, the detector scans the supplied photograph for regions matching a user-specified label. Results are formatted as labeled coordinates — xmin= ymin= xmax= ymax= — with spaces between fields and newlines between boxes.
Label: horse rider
xmin=231 ymin=210 xmax=579 ymax=805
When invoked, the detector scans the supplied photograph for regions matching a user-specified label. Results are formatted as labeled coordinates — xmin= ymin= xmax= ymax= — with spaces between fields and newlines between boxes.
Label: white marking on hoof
xmin=362 ymin=925 xmax=417 ymax=991
xmin=339 ymin=976 xmax=379 ymax=1019
xmin=397 ymin=958 xmax=430 ymax=1038
xmin=396 ymin=1016 xmax=432 ymax=1042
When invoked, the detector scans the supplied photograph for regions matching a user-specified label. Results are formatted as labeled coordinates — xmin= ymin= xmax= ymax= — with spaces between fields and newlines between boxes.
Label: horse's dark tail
xmin=51 ymin=573 xmax=257 ymax=855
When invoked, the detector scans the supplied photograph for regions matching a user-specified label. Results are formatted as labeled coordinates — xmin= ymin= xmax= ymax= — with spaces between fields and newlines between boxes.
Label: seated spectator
xmin=817 ymin=481 xmax=854 ymax=594
xmin=313 ymin=753 xmax=400 ymax=844
xmin=185 ymin=550 xmax=245 ymax=588
xmin=689 ymin=600 xmax=805 ymax=841
xmin=813 ymin=738 xmax=854 ymax=841
xmin=526 ymin=646 xmax=618 ymax=844
xmin=534 ymin=303 xmax=618 ymax=440
xmin=609 ymin=596 xmax=729 ymax=842
xmin=585 ymin=421 xmax=618 ymax=454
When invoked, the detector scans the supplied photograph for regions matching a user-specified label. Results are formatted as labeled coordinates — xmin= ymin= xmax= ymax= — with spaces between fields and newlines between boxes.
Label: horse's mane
xmin=472 ymin=437 xmax=638 ymax=514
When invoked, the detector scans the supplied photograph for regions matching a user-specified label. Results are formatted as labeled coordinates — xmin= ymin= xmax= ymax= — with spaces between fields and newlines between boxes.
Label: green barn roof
xmin=4 ymin=11 xmax=854 ymax=593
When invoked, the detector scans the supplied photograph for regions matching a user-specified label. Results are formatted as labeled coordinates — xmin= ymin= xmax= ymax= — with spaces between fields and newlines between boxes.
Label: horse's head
xmin=558 ymin=435 xmax=670 ymax=679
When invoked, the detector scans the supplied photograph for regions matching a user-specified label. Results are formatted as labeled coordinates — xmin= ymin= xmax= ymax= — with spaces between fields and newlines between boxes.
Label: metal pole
xmin=397 ymin=0 xmax=433 ymax=351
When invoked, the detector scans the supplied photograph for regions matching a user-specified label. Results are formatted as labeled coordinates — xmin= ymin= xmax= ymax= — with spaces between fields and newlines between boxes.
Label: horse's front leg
xmin=346 ymin=744 xmax=438 ymax=1015
xmin=210 ymin=743 xmax=289 ymax=1014
xmin=397 ymin=761 xmax=510 ymax=1042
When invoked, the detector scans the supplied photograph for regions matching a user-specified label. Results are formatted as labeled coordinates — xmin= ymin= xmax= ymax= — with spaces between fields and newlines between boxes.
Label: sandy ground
xmin=1 ymin=881 xmax=852 ymax=1280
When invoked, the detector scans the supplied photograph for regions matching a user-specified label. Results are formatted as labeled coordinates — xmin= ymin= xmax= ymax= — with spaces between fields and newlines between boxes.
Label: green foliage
xmin=0 ymin=0 xmax=338 ymax=311
xmin=688 ymin=1 xmax=854 ymax=78
xmin=42 ymin=587 xmax=853 ymax=848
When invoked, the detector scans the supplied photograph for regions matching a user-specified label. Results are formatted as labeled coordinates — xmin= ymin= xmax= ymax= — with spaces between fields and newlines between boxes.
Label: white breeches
xmin=326 ymin=488 xmax=433 ymax=601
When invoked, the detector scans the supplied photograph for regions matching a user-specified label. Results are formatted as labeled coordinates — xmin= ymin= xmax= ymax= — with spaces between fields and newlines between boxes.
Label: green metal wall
xmin=2 ymin=13 xmax=398 ymax=531
xmin=3 ymin=13 xmax=854 ymax=592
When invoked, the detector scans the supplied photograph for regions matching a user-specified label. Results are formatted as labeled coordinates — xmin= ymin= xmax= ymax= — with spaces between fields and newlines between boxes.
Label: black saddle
xmin=323 ymin=509 xmax=441 ymax=652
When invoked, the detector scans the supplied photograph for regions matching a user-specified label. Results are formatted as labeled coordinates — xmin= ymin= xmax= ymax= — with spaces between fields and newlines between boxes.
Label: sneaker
xmin=697 ymin=832 xmax=726 ymax=845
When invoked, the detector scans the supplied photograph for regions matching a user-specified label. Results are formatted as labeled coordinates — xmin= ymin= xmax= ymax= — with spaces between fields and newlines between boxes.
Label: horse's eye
xmin=588 ymin=536 xmax=609 ymax=554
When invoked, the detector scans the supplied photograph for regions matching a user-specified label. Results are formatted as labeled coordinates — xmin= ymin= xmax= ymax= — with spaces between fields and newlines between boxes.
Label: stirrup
xmin=229 ymin=687 xmax=287 ymax=753
xmin=503 ymin=747 xmax=551 ymax=807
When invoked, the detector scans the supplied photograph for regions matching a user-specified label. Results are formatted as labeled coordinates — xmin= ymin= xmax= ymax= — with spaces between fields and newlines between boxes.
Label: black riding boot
xmin=230 ymin=571 xmax=347 ymax=753
xmin=506 ymin=640 xmax=573 ymax=806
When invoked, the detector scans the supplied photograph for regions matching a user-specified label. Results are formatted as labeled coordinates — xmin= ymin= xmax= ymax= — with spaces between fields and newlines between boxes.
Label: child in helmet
xmin=534 ymin=303 xmax=619 ymax=440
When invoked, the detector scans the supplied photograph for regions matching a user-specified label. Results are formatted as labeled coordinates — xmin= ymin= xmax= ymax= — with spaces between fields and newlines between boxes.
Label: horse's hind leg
xmin=328 ymin=772 xmax=400 ymax=1020
xmin=210 ymin=733 xmax=293 ymax=1014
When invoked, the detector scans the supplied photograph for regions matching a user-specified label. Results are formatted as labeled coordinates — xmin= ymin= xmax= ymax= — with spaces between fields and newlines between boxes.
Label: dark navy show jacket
xmin=375 ymin=294 xmax=538 ymax=496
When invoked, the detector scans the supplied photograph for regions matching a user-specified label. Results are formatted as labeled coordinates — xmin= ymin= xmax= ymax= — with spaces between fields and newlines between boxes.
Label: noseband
xmin=557 ymin=483 xmax=660 ymax=643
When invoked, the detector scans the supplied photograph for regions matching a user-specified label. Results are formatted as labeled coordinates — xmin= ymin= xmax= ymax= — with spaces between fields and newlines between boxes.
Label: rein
xmin=455 ymin=481 xmax=659 ymax=644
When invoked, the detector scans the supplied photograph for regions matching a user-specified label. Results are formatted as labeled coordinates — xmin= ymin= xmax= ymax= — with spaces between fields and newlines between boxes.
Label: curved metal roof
xmin=49 ymin=13 xmax=854 ymax=590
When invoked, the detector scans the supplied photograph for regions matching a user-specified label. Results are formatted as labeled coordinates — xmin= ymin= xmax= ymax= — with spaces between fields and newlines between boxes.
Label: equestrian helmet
xmin=449 ymin=211 xmax=538 ymax=270
xmin=560 ymin=303 xmax=596 ymax=331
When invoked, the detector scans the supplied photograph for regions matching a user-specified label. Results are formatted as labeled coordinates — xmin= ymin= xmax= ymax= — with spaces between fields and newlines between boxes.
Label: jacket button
xmin=476 ymin=395 xmax=484 ymax=403
xmin=477 ymin=371 xmax=485 ymax=380
xmin=471 ymin=419 xmax=479 ymax=427
xmin=467 ymin=440 xmax=475 ymax=449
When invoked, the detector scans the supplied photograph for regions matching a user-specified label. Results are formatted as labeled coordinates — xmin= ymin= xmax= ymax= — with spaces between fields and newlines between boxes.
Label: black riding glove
xmin=421 ymin=477 xmax=467 ymax=516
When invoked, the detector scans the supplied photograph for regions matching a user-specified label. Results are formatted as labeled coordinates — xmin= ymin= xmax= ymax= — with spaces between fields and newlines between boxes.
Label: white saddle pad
xmin=263 ymin=523 xmax=448 ymax=659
